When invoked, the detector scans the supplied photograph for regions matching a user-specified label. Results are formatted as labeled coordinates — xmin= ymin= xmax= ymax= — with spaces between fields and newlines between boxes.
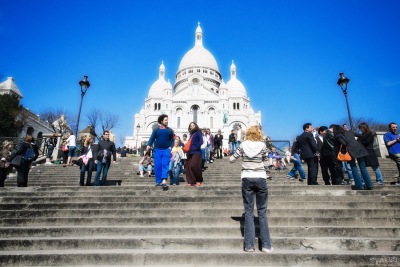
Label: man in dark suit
xmin=317 ymin=126 xmax=332 ymax=185
xmin=297 ymin=123 xmax=319 ymax=185
xmin=214 ymin=129 xmax=224 ymax=159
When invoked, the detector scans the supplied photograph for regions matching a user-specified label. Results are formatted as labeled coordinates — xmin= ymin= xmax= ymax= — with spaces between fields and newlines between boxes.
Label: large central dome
xmin=178 ymin=23 xmax=219 ymax=72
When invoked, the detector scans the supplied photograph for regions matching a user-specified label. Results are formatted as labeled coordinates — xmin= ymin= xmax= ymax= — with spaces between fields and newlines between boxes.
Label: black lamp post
xmin=337 ymin=72 xmax=353 ymax=131
xmin=75 ymin=75 xmax=90 ymax=137
xmin=135 ymin=123 xmax=141 ymax=154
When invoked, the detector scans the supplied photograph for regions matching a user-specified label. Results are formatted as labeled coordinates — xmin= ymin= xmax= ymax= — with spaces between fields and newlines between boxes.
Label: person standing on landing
xmin=93 ymin=130 xmax=117 ymax=186
xmin=230 ymin=125 xmax=273 ymax=253
xmin=297 ymin=123 xmax=319 ymax=185
xmin=66 ymin=131 xmax=76 ymax=166
xmin=185 ymin=122 xmax=203 ymax=186
xmin=146 ymin=114 xmax=175 ymax=190
xmin=384 ymin=122 xmax=400 ymax=184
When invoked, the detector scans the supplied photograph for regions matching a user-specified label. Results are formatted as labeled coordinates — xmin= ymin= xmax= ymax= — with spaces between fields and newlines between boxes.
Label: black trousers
xmin=305 ymin=157 xmax=319 ymax=185
xmin=320 ymin=155 xmax=343 ymax=185
xmin=16 ymin=159 xmax=32 ymax=187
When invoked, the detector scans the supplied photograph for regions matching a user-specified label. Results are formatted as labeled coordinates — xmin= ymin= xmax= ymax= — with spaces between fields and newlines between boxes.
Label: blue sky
xmin=1 ymin=0 xmax=399 ymax=146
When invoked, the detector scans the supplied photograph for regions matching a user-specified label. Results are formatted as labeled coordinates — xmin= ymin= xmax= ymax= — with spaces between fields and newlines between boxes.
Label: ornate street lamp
xmin=75 ymin=75 xmax=90 ymax=137
xmin=337 ymin=72 xmax=353 ymax=131
xmin=135 ymin=123 xmax=141 ymax=154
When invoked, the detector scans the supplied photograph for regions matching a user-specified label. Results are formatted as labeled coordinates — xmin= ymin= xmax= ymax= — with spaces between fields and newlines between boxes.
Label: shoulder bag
xmin=10 ymin=155 xmax=22 ymax=167
xmin=337 ymin=145 xmax=352 ymax=162
xmin=183 ymin=137 xmax=192 ymax=153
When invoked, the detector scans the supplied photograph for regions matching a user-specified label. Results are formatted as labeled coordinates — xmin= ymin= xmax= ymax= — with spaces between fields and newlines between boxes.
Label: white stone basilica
xmin=125 ymin=23 xmax=261 ymax=149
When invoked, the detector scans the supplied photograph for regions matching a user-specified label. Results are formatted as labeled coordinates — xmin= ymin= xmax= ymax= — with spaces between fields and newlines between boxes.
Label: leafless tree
xmin=340 ymin=117 xmax=387 ymax=133
xmin=85 ymin=108 xmax=102 ymax=138
xmin=39 ymin=108 xmax=73 ymax=134
xmin=85 ymin=108 xmax=119 ymax=140
xmin=100 ymin=113 xmax=119 ymax=133
xmin=119 ymin=135 xmax=126 ymax=147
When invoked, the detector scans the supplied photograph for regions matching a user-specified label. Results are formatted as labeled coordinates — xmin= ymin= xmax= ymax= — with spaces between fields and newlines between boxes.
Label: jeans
xmin=170 ymin=162 xmax=181 ymax=185
xmin=287 ymin=153 xmax=306 ymax=179
xmin=342 ymin=161 xmax=354 ymax=181
xmin=94 ymin=158 xmax=111 ymax=186
xmin=230 ymin=142 xmax=236 ymax=154
xmin=349 ymin=157 xmax=373 ymax=190
xmin=206 ymin=144 xmax=213 ymax=161
xmin=46 ymin=146 xmax=54 ymax=158
xmin=372 ymin=166 xmax=383 ymax=183
xmin=241 ymin=178 xmax=272 ymax=250
xmin=139 ymin=164 xmax=153 ymax=174
xmin=236 ymin=141 xmax=241 ymax=150
xmin=201 ymin=148 xmax=206 ymax=160
xmin=80 ymin=159 xmax=94 ymax=186
xmin=68 ymin=146 xmax=76 ymax=157
xmin=153 ymin=148 xmax=171 ymax=185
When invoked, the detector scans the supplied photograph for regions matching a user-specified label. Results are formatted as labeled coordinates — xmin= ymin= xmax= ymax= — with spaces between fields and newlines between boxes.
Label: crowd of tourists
xmin=285 ymin=122 xmax=397 ymax=190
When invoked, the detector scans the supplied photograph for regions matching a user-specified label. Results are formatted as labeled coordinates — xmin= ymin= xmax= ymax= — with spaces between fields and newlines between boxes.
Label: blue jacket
xmin=189 ymin=130 xmax=202 ymax=155
xmin=147 ymin=127 xmax=174 ymax=150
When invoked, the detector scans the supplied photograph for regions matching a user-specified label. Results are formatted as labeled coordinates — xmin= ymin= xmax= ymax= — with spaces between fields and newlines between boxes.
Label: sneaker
xmin=244 ymin=248 xmax=255 ymax=252
xmin=155 ymin=183 xmax=161 ymax=187
xmin=376 ymin=181 xmax=384 ymax=185
xmin=140 ymin=174 xmax=144 ymax=177
xmin=299 ymin=178 xmax=306 ymax=182
xmin=261 ymin=247 xmax=274 ymax=253
xmin=210 ymin=160 xmax=214 ymax=163
xmin=286 ymin=175 xmax=294 ymax=179
xmin=162 ymin=184 xmax=169 ymax=191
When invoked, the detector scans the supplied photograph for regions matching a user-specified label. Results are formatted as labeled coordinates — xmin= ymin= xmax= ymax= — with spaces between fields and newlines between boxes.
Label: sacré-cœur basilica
xmin=125 ymin=23 xmax=261 ymax=149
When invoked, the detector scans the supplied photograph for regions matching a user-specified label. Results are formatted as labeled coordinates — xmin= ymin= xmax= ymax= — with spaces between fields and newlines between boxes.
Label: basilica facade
xmin=125 ymin=23 xmax=261 ymax=149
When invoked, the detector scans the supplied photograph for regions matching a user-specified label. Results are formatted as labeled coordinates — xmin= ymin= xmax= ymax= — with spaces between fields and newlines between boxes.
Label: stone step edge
xmin=1 ymin=236 xmax=399 ymax=241
xmin=1 ymin=249 xmax=399 ymax=255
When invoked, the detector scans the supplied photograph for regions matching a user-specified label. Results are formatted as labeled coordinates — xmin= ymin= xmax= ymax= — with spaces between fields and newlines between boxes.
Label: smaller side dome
xmin=148 ymin=61 xmax=170 ymax=97
xmin=226 ymin=60 xmax=247 ymax=97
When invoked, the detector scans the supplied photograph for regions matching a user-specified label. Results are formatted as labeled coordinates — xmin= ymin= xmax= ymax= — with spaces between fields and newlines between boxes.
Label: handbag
xmin=183 ymin=137 xmax=192 ymax=153
xmin=62 ymin=145 xmax=69 ymax=152
xmin=337 ymin=145 xmax=352 ymax=162
xmin=10 ymin=155 xmax=22 ymax=167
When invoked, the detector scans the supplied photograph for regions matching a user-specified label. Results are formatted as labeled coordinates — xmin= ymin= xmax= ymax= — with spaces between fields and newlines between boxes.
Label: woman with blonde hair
xmin=0 ymin=140 xmax=14 ymax=187
xmin=79 ymin=136 xmax=94 ymax=186
xmin=230 ymin=125 xmax=273 ymax=253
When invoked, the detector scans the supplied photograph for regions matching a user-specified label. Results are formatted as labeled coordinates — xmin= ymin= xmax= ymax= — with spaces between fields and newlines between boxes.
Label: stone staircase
xmin=0 ymin=156 xmax=399 ymax=266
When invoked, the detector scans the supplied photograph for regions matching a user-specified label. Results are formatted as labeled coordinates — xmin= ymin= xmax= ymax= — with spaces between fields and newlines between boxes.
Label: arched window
xmin=154 ymin=103 xmax=157 ymax=111
xmin=177 ymin=117 xmax=181 ymax=129
xmin=210 ymin=117 xmax=214 ymax=128
xmin=237 ymin=103 xmax=240 ymax=110
xmin=192 ymin=105 xmax=199 ymax=123
xmin=158 ymin=103 xmax=161 ymax=110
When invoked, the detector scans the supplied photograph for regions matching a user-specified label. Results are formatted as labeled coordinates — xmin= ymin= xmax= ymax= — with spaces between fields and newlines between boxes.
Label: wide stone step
xmin=0 ymin=249 xmax=399 ymax=266
xmin=0 ymin=201 xmax=398 ymax=210
xmin=0 ymin=187 xmax=398 ymax=196
xmin=1 ymin=226 xmax=398 ymax=238
xmin=1 ymin=208 xmax=398 ymax=218
xmin=1 ymin=216 xmax=398 ymax=227
xmin=0 ymin=237 xmax=398 ymax=252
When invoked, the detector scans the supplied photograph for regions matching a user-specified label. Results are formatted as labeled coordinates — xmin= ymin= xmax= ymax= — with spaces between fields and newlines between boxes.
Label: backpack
xmin=24 ymin=145 xmax=35 ymax=160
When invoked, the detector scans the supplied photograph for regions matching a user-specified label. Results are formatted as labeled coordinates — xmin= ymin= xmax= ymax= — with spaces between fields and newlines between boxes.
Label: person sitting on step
xmin=138 ymin=150 xmax=153 ymax=177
